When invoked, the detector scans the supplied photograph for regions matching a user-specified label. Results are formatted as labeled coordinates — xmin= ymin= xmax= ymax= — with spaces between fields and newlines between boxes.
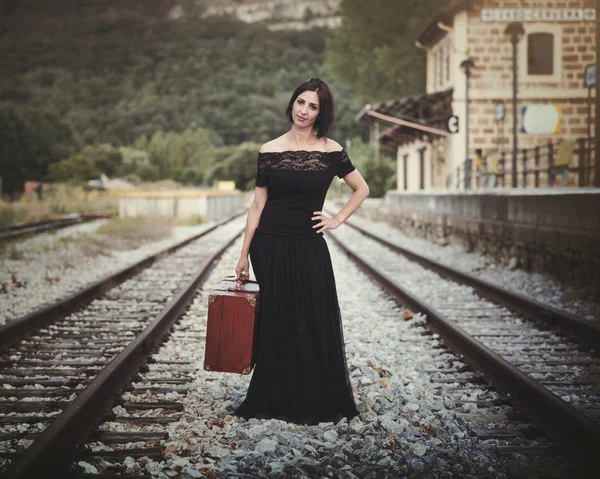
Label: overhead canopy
xmin=356 ymin=88 xmax=454 ymax=148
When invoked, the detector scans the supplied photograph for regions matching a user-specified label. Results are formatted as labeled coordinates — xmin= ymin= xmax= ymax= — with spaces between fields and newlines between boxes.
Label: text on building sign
xmin=481 ymin=8 xmax=596 ymax=22
xmin=447 ymin=116 xmax=459 ymax=134
xmin=585 ymin=65 xmax=596 ymax=88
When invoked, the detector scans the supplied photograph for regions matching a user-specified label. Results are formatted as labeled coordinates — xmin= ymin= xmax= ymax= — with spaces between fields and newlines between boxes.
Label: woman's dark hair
xmin=286 ymin=77 xmax=334 ymax=139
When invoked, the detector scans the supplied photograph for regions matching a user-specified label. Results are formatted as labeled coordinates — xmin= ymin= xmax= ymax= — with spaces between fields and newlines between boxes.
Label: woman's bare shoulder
xmin=324 ymin=138 xmax=344 ymax=153
xmin=260 ymin=135 xmax=288 ymax=153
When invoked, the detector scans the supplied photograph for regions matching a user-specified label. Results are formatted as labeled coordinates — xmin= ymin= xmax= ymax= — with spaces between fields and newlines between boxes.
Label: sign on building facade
xmin=585 ymin=65 xmax=597 ymax=88
xmin=481 ymin=8 xmax=596 ymax=22
xmin=447 ymin=116 xmax=459 ymax=134
xmin=521 ymin=105 xmax=562 ymax=135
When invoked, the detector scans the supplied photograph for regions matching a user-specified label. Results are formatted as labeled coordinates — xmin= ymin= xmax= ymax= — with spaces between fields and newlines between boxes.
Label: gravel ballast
xmin=74 ymin=234 xmax=584 ymax=478
xmin=0 ymin=220 xmax=217 ymax=326
xmin=332 ymin=201 xmax=599 ymax=323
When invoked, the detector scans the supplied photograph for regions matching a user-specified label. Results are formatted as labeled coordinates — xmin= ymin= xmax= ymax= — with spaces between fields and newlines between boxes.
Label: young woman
xmin=234 ymin=77 xmax=369 ymax=425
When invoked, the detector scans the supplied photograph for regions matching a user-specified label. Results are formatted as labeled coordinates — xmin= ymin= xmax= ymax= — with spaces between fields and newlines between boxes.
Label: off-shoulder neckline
xmin=258 ymin=148 xmax=346 ymax=155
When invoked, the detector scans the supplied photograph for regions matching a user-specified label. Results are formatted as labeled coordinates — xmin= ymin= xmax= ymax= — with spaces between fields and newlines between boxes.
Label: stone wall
xmin=417 ymin=0 xmax=596 ymax=189
xmin=465 ymin=0 xmax=596 ymax=153
xmin=382 ymin=189 xmax=600 ymax=287
xmin=119 ymin=192 xmax=243 ymax=222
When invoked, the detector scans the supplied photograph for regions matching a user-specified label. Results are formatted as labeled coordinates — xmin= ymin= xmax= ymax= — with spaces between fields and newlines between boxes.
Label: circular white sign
xmin=447 ymin=115 xmax=459 ymax=134
xmin=521 ymin=105 xmax=561 ymax=134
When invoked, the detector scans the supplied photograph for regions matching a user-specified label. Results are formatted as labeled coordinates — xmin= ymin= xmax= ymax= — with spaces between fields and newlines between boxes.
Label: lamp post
xmin=504 ymin=22 xmax=525 ymax=188
xmin=461 ymin=58 xmax=475 ymax=189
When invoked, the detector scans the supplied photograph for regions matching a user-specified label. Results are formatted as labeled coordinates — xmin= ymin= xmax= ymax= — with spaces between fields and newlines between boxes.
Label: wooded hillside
xmin=0 ymin=0 xmax=442 ymax=196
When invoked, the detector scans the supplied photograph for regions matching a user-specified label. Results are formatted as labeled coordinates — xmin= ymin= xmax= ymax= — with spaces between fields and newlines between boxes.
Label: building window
xmin=430 ymin=34 xmax=451 ymax=90
xmin=432 ymin=49 xmax=438 ymax=90
xmin=444 ymin=36 xmax=451 ymax=84
xmin=527 ymin=32 xmax=553 ymax=75
xmin=438 ymin=45 xmax=444 ymax=87
xmin=519 ymin=25 xmax=561 ymax=84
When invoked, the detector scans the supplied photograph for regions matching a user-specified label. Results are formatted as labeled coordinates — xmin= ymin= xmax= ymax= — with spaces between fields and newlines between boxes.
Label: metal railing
xmin=449 ymin=137 xmax=596 ymax=189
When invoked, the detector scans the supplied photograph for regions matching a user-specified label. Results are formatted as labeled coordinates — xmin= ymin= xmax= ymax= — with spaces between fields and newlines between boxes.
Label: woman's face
xmin=292 ymin=90 xmax=320 ymax=128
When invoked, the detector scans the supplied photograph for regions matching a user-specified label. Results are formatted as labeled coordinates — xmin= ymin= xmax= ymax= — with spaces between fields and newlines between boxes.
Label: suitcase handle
xmin=223 ymin=275 xmax=258 ymax=291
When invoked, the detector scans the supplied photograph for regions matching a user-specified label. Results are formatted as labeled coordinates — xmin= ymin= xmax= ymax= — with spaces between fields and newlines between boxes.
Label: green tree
xmin=141 ymin=127 xmax=222 ymax=183
xmin=326 ymin=0 xmax=447 ymax=102
xmin=204 ymin=142 xmax=262 ymax=191
xmin=348 ymin=136 xmax=396 ymax=197
xmin=0 ymin=12 xmax=356 ymax=151
xmin=0 ymin=107 xmax=77 ymax=195
xmin=80 ymin=144 xmax=124 ymax=177
xmin=137 ymin=164 xmax=160 ymax=182
xmin=47 ymin=154 xmax=100 ymax=182
xmin=119 ymin=146 xmax=151 ymax=176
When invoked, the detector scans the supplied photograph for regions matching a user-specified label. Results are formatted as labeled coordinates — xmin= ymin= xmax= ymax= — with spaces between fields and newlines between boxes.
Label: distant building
xmin=356 ymin=0 xmax=596 ymax=190
xmin=24 ymin=181 xmax=54 ymax=196
xmin=198 ymin=0 xmax=341 ymax=30
xmin=216 ymin=180 xmax=236 ymax=191
xmin=87 ymin=175 xmax=136 ymax=191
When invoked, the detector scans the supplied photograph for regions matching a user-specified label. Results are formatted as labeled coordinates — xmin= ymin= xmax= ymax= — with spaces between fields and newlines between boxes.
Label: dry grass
xmin=0 ymin=183 xmax=205 ymax=256
xmin=172 ymin=214 xmax=205 ymax=227
xmin=136 ymin=179 xmax=185 ymax=191
xmin=96 ymin=217 xmax=174 ymax=250
xmin=0 ymin=216 xmax=178 ymax=260
xmin=0 ymin=185 xmax=119 ymax=229
xmin=94 ymin=213 xmax=205 ymax=250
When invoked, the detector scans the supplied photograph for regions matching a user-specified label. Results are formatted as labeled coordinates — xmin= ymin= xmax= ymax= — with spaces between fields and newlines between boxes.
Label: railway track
xmin=0 ymin=213 xmax=244 ymax=352
xmin=0 ymin=214 xmax=246 ymax=478
xmin=66 ymin=234 xmax=589 ymax=478
xmin=1 ymin=207 xmax=597 ymax=477
xmin=328 ymin=215 xmax=600 ymax=472
xmin=67 ymin=236 xmax=245 ymax=478
xmin=0 ymin=215 xmax=106 ymax=242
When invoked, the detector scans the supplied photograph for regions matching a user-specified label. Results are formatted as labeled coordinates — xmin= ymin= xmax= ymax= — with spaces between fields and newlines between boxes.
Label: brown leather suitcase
xmin=204 ymin=276 xmax=260 ymax=374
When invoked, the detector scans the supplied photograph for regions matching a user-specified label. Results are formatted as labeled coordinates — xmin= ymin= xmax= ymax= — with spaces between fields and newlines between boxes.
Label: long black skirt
xmin=234 ymin=231 xmax=358 ymax=425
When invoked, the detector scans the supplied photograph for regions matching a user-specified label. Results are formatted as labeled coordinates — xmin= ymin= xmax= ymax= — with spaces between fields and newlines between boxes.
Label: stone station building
xmin=356 ymin=0 xmax=596 ymax=191
xmin=354 ymin=1 xmax=599 ymax=287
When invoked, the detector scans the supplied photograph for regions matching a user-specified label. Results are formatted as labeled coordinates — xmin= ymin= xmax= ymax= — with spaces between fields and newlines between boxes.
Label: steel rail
xmin=0 ymin=215 xmax=106 ymax=241
xmin=327 ymin=230 xmax=600 ymax=467
xmin=3 ymin=229 xmax=243 ymax=479
xmin=0 ymin=211 xmax=245 ymax=352
xmin=1 ymin=217 xmax=80 ymax=232
xmin=333 ymin=215 xmax=600 ymax=352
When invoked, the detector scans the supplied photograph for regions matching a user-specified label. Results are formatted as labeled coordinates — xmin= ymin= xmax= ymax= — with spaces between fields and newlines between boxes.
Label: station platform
xmin=344 ymin=188 xmax=600 ymax=288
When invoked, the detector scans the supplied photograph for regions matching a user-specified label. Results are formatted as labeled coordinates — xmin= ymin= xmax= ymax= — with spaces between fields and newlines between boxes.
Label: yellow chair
xmin=554 ymin=140 xmax=577 ymax=168
xmin=552 ymin=140 xmax=577 ymax=187
xmin=484 ymin=153 xmax=501 ymax=188
xmin=486 ymin=153 xmax=501 ymax=174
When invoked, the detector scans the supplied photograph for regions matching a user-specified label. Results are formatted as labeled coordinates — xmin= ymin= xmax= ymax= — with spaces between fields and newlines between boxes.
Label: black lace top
xmin=255 ymin=149 xmax=355 ymax=238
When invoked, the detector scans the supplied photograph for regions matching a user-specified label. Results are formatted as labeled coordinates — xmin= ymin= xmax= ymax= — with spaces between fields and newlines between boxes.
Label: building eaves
xmin=417 ymin=0 xmax=469 ymax=47
xmin=356 ymin=88 xmax=454 ymax=127
xmin=356 ymin=88 xmax=454 ymax=145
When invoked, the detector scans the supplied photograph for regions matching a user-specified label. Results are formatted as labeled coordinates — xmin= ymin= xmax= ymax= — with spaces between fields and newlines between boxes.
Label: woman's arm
xmin=312 ymin=170 xmax=369 ymax=233
xmin=235 ymin=186 xmax=267 ymax=278
xmin=332 ymin=170 xmax=369 ymax=225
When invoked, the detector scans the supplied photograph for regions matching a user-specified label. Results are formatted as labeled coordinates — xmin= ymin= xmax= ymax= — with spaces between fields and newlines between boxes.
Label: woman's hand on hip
xmin=235 ymin=256 xmax=250 ymax=282
xmin=311 ymin=211 xmax=340 ymax=234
